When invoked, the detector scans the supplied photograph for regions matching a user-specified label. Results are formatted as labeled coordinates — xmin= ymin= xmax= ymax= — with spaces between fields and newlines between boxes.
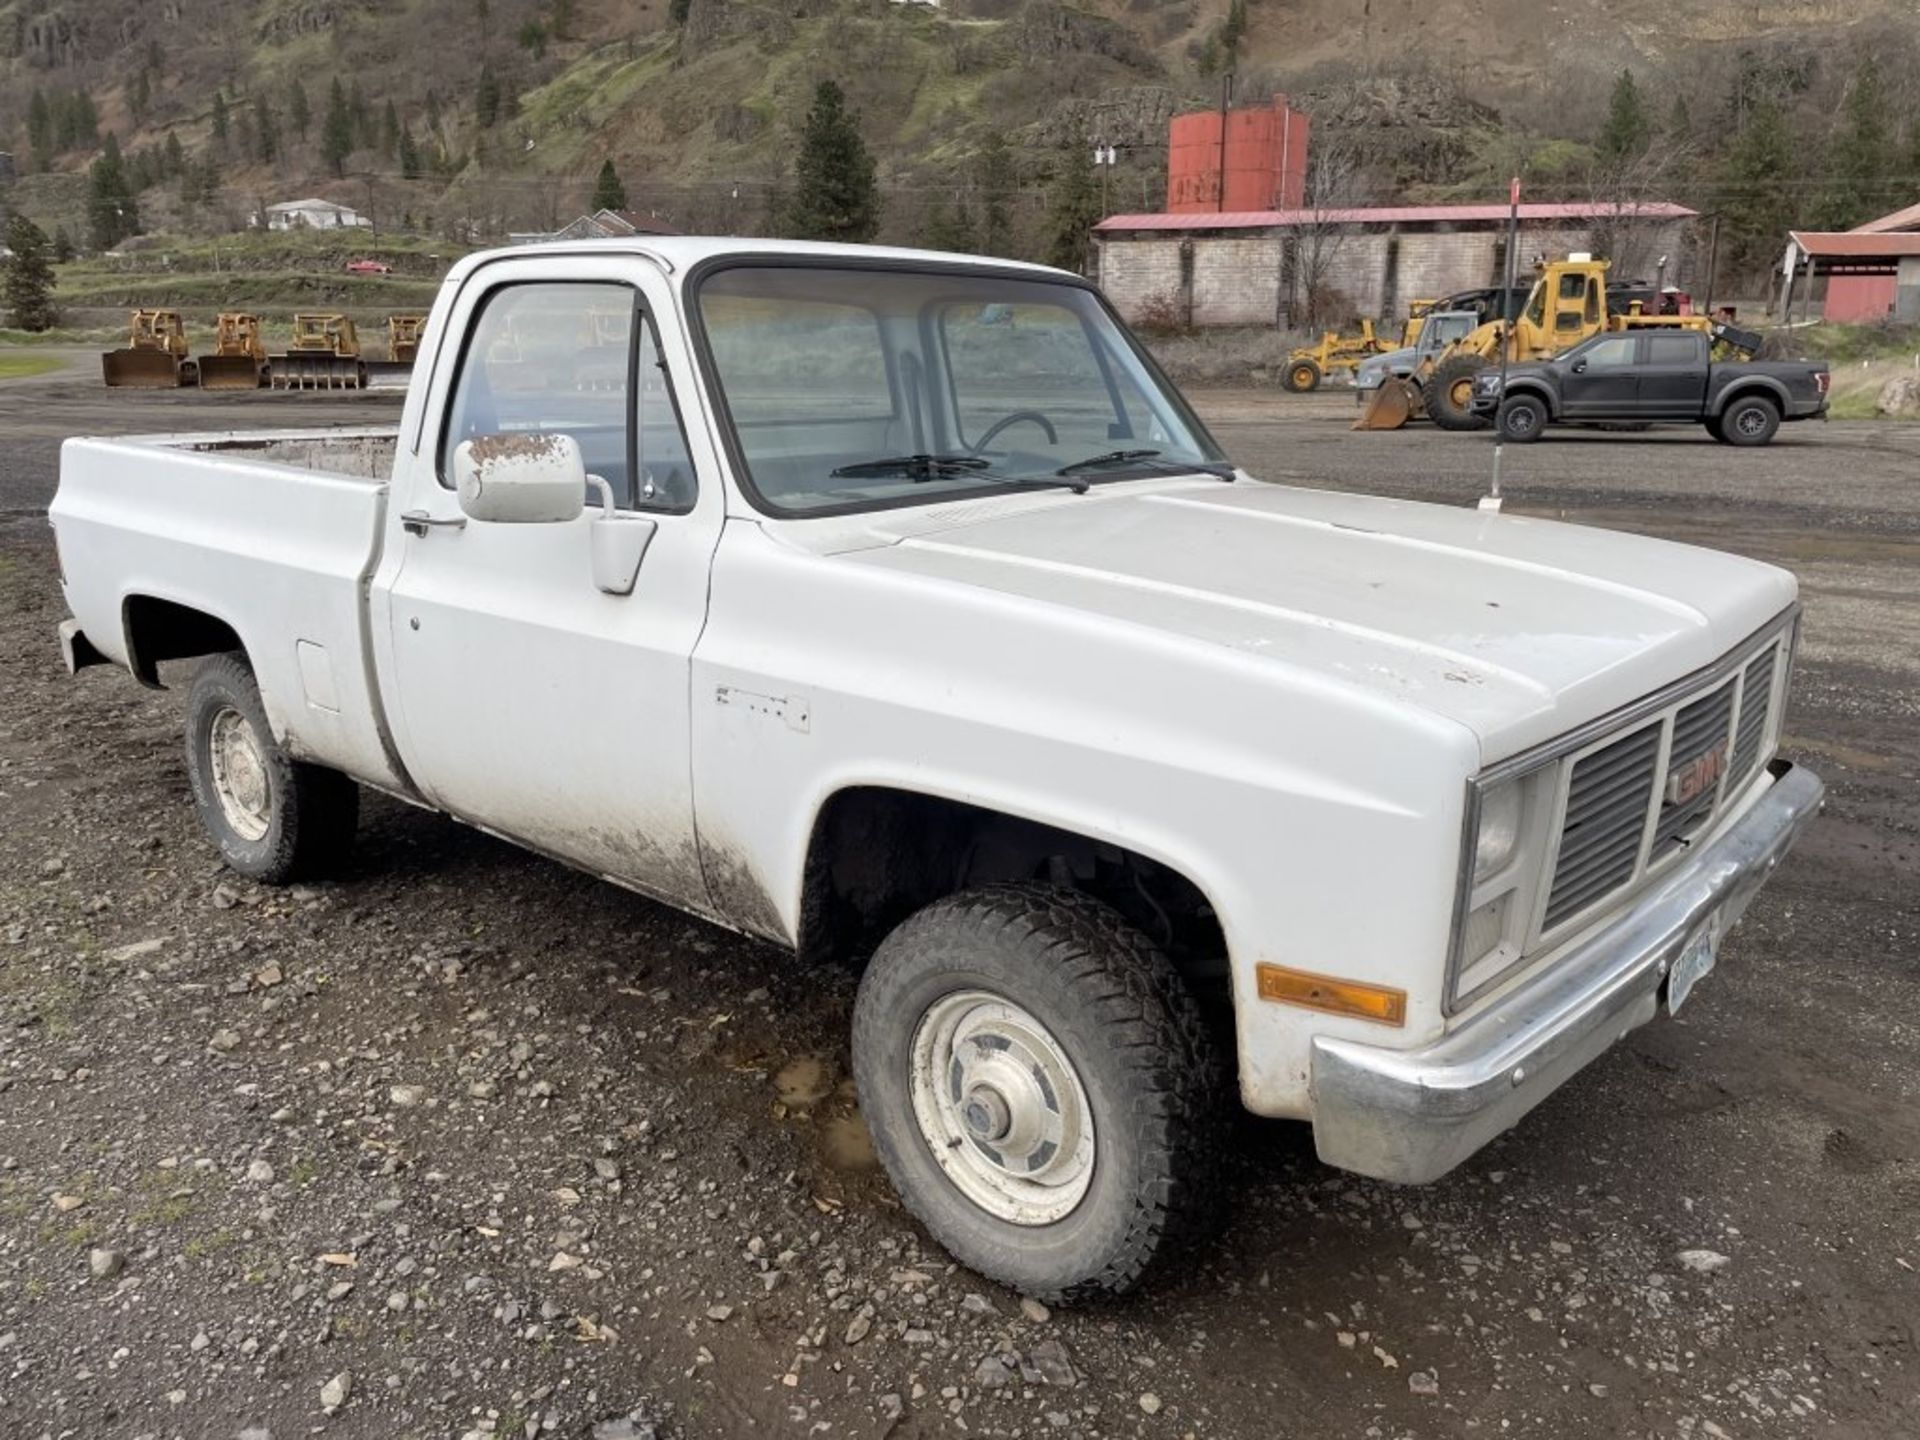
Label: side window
xmin=1580 ymin=336 xmax=1639 ymax=369
xmin=1583 ymin=279 xmax=1601 ymax=326
xmin=1554 ymin=272 xmax=1587 ymax=333
xmin=1646 ymin=333 xmax=1702 ymax=365
xmin=440 ymin=282 xmax=697 ymax=513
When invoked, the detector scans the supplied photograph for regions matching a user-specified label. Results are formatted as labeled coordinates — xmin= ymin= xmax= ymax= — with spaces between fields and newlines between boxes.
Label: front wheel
xmin=184 ymin=653 xmax=359 ymax=884
xmin=1496 ymin=392 xmax=1549 ymax=442
xmin=1717 ymin=395 xmax=1780 ymax=447
xmin=1283 ymin=358 xmax=1323 ymax=393
xmin=1428 ymin=354 xmax=1491 ymax=431
xmin=852 ymin=885 xmax=1224 ymax=1301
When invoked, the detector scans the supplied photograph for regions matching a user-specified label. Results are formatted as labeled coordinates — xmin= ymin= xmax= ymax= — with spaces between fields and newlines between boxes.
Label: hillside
xmin=2 ymin=0 xmax=1918 ymax=252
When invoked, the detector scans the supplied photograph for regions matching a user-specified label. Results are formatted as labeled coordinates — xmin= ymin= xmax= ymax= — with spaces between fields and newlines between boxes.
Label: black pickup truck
xmin=1470 ymin=330 xmax=1830 ymax=446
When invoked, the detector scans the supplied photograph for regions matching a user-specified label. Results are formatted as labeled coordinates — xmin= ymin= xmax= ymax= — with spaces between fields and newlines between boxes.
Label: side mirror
xmin=1571 ymin=358 xmax=1588 ymax=374
xmin=584 ymin=477 xmax=655 ymax=596
xmin=453 ymin=434 xmax=588 ymax=524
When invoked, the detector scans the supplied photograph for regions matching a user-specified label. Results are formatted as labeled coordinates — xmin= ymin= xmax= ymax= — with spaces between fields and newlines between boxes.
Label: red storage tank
xmin=1166 ymin=94 xmax=1311 ymax=213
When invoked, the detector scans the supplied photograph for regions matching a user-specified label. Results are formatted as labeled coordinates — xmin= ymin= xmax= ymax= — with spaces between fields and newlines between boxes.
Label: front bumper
xmin=1310 ymin=760 xmax=1824 ymax=1184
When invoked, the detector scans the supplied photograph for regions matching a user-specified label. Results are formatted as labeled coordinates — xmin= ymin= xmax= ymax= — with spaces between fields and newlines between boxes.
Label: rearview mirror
xmin=453 ymin=434 xmax=587 ymax=524
xmin=1571 ymin=359 xmax=1589 ymax=374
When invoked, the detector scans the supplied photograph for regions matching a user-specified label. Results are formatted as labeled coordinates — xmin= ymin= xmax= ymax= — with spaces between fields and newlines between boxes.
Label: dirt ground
xmin=2 ymin=356 xmax=1918 ymax=1440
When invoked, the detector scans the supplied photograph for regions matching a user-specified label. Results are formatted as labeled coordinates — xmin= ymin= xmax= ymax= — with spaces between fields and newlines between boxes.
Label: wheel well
xmin=1717 ymin=385 xmax=1782 ymax=416
xmin=1504 ymin=383 xmax=1553 ymax=412
xmin=797 ymin=787 xmax=1229 ymax=989
xmin=123 ymin=596 xmax=243 ymax=688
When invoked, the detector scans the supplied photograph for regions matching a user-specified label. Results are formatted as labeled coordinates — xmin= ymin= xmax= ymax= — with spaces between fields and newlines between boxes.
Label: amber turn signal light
xmin=1255 ymin=963 xmax=1407 ymax=1026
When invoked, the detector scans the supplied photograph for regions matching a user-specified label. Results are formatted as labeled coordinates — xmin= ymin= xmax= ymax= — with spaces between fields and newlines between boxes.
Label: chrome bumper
xmin=1310 ymin=760 xmax=1825 ymax=1184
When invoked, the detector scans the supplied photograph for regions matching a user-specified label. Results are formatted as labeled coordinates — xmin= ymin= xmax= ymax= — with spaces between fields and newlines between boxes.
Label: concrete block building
xmin=1093 ymin=201 xmax=1698 ymax=328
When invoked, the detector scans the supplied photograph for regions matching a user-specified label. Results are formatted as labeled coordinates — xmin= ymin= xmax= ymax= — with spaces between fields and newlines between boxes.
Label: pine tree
xmin=476 ymin=64 xmax=503 ymax=129
xmin=1599 ymin=69 xmax=1651 ymax=161
xmin=52 ymin=226 xmax=77 ymax=263
xmin=381 ymin=100 xmax=401 ymax=157
xmin=27 ymin=90 xmax=52 ymax=163
xmin=1219 ymin=0 xmax=1248 ymax=67
xmin=669 ymin=0 xmax=691 ymax=23
xmin=786 ymin=80 xmax=879 ymax=243
xmin=920 ymin=194 xmax=976 ymax=254
xmin=399 ymin=126 xmax=424 ymax=180
xmin=131 ymin=70 xmax=152 ymax=127
xmin=975 ymin=132 xmax=1015 ymax=257
xmin=163 ymin=129 xmax=186 ymax=179
xmin=518 ymin=19 xmax=549 ymax=58
xmin=1720 ymin=100 xmax=1796 ymax=283
xmin=211 ymin=90 xmax=230 ymax=150
xmin=256 ymin=100 xmax=280 ymax=164
xmin=551 ymin=0 xmax=575 ymax=39
xmin=289 ymin=80 xmax=311 ymax=139
xmin=321 ymin=78 xmax=354 ymax=176
xmin=348 ymin=80 xmax=372 ymax=149
xmin=1042 ymin=139 xmax=1101 ymax=273
xmin=88 ymin=133 xmax=140 ymax=250
xmin=3 ymin=215 xmax=60 ymax=331
xmin=592 ymin=158 xmax=627 ymax=212
xmin=1812 ymin=58 xmax=1890 ymax=231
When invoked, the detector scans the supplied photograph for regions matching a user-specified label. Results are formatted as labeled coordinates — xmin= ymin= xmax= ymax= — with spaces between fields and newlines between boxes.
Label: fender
xmin=1709 ymin=376 xmax=1791 ymax=419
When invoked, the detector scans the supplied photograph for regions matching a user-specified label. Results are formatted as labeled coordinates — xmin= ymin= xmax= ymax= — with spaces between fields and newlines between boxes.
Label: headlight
xmin=1473 ymin=779 xmax=1522 ymax=881
xmin=1474 ymin=373 xmax=1502 ymax=392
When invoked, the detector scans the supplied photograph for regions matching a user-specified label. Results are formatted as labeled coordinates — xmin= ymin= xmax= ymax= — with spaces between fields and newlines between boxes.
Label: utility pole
xmin=1215 ymin=72 xmax=1233 ymax=211
xmin=1093 ymin=140 xmax=1117 ymax=217
xmin=1483 ymin=175 xmax=1523 ymax=514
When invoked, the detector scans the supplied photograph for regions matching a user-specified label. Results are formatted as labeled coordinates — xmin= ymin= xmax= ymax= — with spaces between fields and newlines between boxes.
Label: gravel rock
xmin=1408 ymin=1370 xmax=1440 ymax=1396
xmin=1138 ymin=1391 xmax=1163 ymax=1414
xmin=1676 ymin=1248 xmax=1732 ymax=1274
xmin=88 ymin=1247 xmax=125 ymax=1280
xmin=319 ymin=1371 xmax=352 ymax=1411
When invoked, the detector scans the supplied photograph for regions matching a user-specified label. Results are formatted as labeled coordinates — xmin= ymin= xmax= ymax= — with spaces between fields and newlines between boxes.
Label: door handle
xmin=401 ymin=510 xmax=467 ymax=538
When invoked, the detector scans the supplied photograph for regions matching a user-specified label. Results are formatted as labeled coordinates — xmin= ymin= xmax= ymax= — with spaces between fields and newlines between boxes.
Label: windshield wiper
xmin=1055 ymin=448 xmax=1235 ymax=480
xmin=831 ymin=453 xmax=990 ymax=479
xmin=830 ymin=453 xmax=1091 ymax=496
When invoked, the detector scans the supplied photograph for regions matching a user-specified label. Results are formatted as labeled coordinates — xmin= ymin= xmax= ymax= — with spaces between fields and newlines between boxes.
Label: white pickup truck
xmin=51 ymin=238 xmax=1823 ymax=1301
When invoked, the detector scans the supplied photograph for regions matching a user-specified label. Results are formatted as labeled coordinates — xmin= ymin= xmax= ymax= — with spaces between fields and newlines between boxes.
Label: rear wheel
xmin=1428 ymin=354 xmax=1490 ymax=431
xmin=1496 ymin=392 xmax=1549 ymax=443
xmin=852 ymin=885 xmax=1224 ymax=1301
xmin=184 ymin=654 xmax=359 ymax=884
xmin=1283 ymin=358 xmax=1322 ymax=393
xmin=1718 ymin=394 xmax=1780 ymax=447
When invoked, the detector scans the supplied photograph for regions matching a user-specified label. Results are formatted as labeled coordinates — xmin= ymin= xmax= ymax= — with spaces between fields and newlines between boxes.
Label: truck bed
xmin=50 ymin=425 xmax=409 ymax=792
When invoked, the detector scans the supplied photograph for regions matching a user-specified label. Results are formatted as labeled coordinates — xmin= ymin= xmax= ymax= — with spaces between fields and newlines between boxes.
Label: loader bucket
xmin=1352 ymin=377 xmax=1420 ymax=431
xmin=197 ymin=355 xmax=266 ymax=391
xmin=102 ymin=349 xmax=188 ymax=388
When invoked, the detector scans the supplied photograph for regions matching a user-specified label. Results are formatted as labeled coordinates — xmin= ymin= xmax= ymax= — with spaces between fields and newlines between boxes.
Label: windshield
xmin=695 ymin=265 xmax=1227 ymax=515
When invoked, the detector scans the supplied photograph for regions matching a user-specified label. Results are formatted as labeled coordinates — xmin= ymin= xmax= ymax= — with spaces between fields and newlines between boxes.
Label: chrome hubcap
xmin=909 ymin=990 xmax=1095 ymax=1226
xmin=208 ymin=707 xmax=272 ymax=842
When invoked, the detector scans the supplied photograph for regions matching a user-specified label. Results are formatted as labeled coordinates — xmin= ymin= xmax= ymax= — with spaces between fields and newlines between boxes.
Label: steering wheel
xmin=971 ymin=409 xmax=1058 ymax=453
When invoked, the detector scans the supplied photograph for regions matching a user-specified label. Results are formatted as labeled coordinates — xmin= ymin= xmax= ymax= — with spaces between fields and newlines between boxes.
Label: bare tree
xmin=1579 ymin=133 xmax=1699 ymax=290
xmin=1287 ymin=126 xmax=1370 ymax=329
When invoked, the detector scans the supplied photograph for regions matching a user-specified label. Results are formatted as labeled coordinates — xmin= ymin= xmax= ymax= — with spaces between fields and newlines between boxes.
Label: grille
xmin=1651 ymin=682 xmax=1737 ymax=858
xmin=1728 ymin=646 xmax=1778 ymax=786
xmin=1544 ymin=723 xmax=1661 ymax=930
xmin=1539 ymin=634 xmax=1784 ymax=935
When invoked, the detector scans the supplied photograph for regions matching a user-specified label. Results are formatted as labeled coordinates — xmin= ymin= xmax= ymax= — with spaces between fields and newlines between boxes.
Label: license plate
xmin=1668 ymin=919 xmax=1719 ymax=1015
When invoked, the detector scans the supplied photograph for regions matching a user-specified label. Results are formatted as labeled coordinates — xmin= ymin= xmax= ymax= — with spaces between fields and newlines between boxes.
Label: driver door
xmin=1559 ymin=334 xmax=1640 ymax=419
xmin=373 ymin=256 xmax=725 ymax=912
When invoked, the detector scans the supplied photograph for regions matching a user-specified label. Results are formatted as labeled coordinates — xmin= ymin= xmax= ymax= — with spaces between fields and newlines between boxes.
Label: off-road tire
xmin=1496 ymin=392 xmax=1548 ymax=443
xmin=1428 ymin=354 xmax=1491 ymax=431
xmin=852 ymin=884 xmax=1225 ymax=1302
xmin=1717 ymin=394 xmax=1780 ymax=447
xmin=184 ymin=653 xmax=359 ymax=884
xmin=1283 ymin=358 xmax=1323 ymax=393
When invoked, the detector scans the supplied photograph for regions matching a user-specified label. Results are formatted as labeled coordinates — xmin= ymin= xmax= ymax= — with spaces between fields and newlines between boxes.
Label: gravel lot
xmin=2 ymin=358 xmax=1918 ymax=1440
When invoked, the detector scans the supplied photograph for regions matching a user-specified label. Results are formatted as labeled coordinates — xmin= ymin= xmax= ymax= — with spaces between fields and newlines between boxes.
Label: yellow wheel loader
xmin=1282 ymin=319 xmax=1394 ymax=393
xmin=270 ymin=314 xmax=366 ymax=390
xmin=102 ymin=310 xmax=198 ymax=388
xmin=1355 ymin=257 xmax=1722 ymax=432
xmin=196 ymin=313 xmax=268 ymax=391
xmin=363 ymin=313 xmax=428 ymax=388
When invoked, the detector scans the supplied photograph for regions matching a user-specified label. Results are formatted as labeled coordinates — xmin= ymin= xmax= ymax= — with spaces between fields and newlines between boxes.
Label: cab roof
xmin=444 ymin=236 xmax=1074 ymax=282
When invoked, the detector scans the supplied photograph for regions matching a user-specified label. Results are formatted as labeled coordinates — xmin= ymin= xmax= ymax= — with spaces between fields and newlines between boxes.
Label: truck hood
xmin=831 ymin=479 xmax=1795 ymax=762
